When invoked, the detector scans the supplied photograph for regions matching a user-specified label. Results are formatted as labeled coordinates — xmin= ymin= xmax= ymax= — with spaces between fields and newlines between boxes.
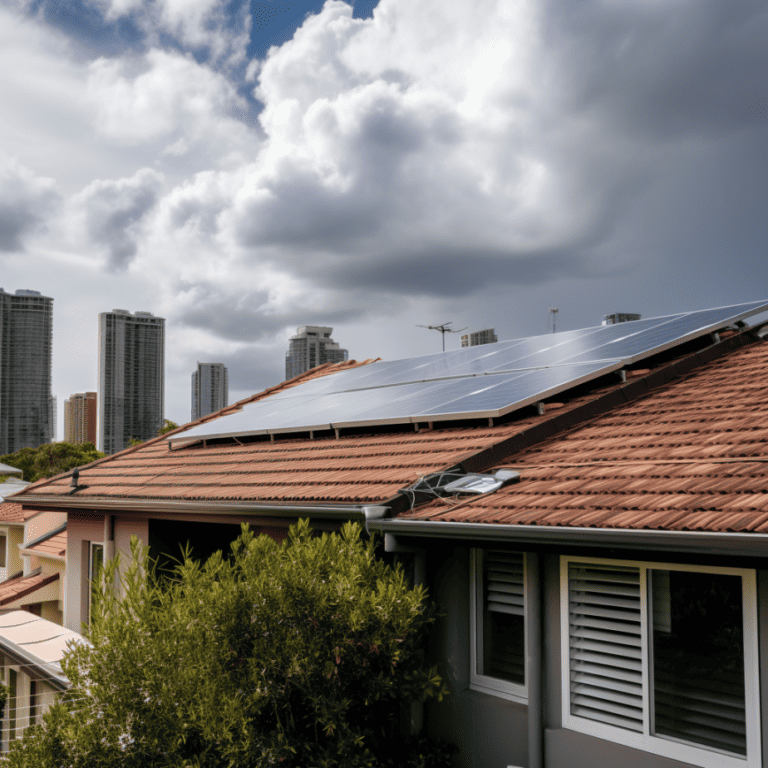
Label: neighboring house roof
xmin=0 ymin=569 xmax=59 ymax=606
xmin=0 ymin=611 xmax=88 ymax=690
xmin=0 ymin=478 xmax=30 ymax=502
xmin=23 ymin=526 xmax=67 ymax=559
xmin=0 ymin=500 xmax=25 ymax=524
xmin=0 ymin=462 xmax=23 ymax=476
xmin=399 ymin=337 xmax=768 ymax=533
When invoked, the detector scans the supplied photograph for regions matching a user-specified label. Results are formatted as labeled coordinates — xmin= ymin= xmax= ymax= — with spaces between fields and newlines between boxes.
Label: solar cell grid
xmin=169 ymin=300 xmax=768 ymax=443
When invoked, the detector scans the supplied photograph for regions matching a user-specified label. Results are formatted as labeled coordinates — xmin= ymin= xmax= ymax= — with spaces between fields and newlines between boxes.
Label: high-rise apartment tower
xmin=64 ymin=392 xmax=97 ymax=445
xmin=98 ymin=310 xmax=165 ymax=455
xmin=0 ymin=289 xmax=54 ymax=453
xmin=285 ymin=326 xmax=348 ymax=380
xmin=461 ymin=328 xmax=498 ymax=348
xmin=191 ymin=363 xmax=228 ymax=421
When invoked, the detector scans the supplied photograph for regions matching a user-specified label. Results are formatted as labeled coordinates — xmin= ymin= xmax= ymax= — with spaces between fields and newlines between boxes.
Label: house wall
xmin=424 ymin=545 xmax=768 ymax=768
xmin=425 ymin=543 xmax=528 ymax=768
xmin=24 ymin=511 xmax=65 ymax=549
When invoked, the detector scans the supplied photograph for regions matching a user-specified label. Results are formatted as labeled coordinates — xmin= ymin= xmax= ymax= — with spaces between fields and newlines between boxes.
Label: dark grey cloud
xmin=78 ymin=168 xmax=163 ymax=270
xmin=0 ymin=160 xmax=59 ymax=252
xmin=173 ymin=283 xmax=374 ymax=342
xmin=543 ymin=0 xmax=768 ymax=140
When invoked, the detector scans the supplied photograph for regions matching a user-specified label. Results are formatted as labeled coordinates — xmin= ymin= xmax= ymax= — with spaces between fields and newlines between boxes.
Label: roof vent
xmin=398 ymin=468 xmax=520 ymax=510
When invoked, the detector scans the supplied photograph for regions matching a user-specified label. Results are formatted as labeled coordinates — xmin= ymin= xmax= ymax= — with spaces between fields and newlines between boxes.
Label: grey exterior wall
xmin=421 ymin=542 xmax=768 ymax=768
xmin=425 ymin=543 xmax=528 ymax=768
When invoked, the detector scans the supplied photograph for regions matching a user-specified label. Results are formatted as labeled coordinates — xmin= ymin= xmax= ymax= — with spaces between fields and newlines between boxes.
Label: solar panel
xmin=168 ymin=300 xmax=768 ymax=443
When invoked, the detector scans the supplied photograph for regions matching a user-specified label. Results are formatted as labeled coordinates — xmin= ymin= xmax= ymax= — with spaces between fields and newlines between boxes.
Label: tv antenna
xmin=417 ymin=322 xmax=467 ymax=352
xmin=549 ymin=307 xmax=559 ymax=334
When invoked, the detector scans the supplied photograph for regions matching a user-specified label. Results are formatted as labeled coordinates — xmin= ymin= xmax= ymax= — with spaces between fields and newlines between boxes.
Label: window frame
xmin=470 ymin=548 xmax=528 ymax=703
xmin=560 ymin=555 xmax=760 ymax=768
xmin=88 ymin=541 xmax=104 ymax=623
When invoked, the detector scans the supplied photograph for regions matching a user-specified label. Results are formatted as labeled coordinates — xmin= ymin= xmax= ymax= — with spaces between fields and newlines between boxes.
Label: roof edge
xmin=6 ymin=496 xmax=369 ymax=520
xmin=369 ymin=518 xmax=768 ymax=558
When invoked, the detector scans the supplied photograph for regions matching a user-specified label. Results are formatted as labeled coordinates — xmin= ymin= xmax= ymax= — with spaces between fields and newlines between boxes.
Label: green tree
xmin=6 ymin=521 xmax=453 ymax=768
xmin=0 ymin=442 xmax=104 ymax=483
xmin=156 ymin=419 xmax=179 ymax=436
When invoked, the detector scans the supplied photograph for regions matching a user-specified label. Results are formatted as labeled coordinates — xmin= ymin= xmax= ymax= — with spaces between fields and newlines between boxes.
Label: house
xmin=0 ymin=611 xmax=87 ymax=750
xmin=6 ymin=302 xmax=768 ymax=768
xmin=0 ymin=502 xmax=66 ymax=621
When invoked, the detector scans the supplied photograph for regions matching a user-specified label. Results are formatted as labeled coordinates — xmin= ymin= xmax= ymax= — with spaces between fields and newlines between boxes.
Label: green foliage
xmin=6 ymin=521 xmax=454 ymax=768
xmin=0 ymin=442 xmax=104 ymax=483
xmin=156 ymin=419 xmax=179 ymax=436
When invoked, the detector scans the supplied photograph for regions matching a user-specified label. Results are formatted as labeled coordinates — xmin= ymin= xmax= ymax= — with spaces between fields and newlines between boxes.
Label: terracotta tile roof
xmin=0 ymin=501 xmax=24 ymax=523
xmin=0 ymin=571 xmax=59 ymax=606
xmin=24 ymin=529 xmax=66 ymax=559
xmin=9 ymin=358 xmax=633 ymax=506
xmin=403 ymin=339 xmax=768 ymax=533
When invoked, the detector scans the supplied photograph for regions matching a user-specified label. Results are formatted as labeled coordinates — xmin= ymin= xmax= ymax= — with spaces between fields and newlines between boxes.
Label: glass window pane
xmin=651 ymin=570 xmax=746 ymax=756
xmin=482 ymin=611 xmax=524 ymax=685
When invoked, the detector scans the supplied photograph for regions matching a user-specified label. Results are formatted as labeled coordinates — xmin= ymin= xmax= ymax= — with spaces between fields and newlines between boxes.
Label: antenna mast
xmin=549 ymin=308 xmax=559 ymax=334
xmin=416 ymin=322 xmax=467 ymax=352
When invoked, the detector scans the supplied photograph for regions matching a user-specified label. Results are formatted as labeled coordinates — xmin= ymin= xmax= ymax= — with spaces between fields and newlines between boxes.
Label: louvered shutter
xmin=478 ymin=550 xmax=525 ymax=685
xmin=568 ymin=563 xmax=644 ymax=732
xmin=485 ymin=550 xmax=524 ymax=616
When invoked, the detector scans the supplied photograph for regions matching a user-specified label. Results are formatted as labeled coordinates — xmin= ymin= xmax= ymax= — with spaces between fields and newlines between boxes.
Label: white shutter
xmin=568 ymin=563 xmax=644 ymax=732
xmin=485 ymin=550 xmax=524 ymax=616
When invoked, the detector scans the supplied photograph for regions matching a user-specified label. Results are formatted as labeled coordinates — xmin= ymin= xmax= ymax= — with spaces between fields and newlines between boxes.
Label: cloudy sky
xmin=1 ymin=0 xmax=766 ymax=433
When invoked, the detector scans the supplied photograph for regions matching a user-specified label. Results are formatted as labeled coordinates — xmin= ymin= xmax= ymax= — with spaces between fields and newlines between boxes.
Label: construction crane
xmin=417 ymin=322 xmax=467 ymax=352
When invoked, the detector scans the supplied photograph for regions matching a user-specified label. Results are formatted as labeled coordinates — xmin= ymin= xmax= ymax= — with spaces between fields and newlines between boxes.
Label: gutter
xmin=366 ymin=518 xmax=768 ymax=558
xmin=5 ymin=495 xmax=372 ymax=521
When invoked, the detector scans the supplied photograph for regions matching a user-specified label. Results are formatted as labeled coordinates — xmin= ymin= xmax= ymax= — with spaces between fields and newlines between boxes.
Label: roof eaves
xmin=367 ymin=518 xmax=768 ymax=558
xmin=4 ymin=496 xmax=372 ymax=520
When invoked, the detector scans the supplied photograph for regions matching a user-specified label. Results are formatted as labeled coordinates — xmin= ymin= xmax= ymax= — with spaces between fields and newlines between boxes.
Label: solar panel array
xmin=168 ymin=300 xmax=768 ymax=443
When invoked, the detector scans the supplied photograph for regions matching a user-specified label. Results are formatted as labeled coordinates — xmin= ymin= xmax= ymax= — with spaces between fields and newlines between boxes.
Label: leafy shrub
xmin=7 ymin=521 xmax=453 ymax=768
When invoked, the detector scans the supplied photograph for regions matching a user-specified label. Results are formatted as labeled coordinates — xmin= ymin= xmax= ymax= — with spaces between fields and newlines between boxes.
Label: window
xmin=471 ymin=549 xmax=526 ymax=702
xmin=8 ymin=669 xmax=16 ymax=742
xmin=0 ymin=535 xmax=5 ymax=568
xmin=29 ymin=680 xmax=37 ymax=726
xmin=561 ymin=556 xmax=760 ymax=768
xmin=88 ymin=542 xmax=104 ymax=621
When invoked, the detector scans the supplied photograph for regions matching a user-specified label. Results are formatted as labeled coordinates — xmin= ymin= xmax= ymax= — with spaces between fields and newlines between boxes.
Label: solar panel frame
xmin=168 ymin=300 xmax=768 ymax=444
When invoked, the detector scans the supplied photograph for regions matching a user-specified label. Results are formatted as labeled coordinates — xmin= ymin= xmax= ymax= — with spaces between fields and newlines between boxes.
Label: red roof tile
xmin=25 ymin=530 xmax=66 ymax=559
xmin=10 ymin=331 xmax=768 ymax=535
xmin=404 ymin=340 xmax=768 ymax=532
xmin=0 ymin=571 xmax=59 ymax=606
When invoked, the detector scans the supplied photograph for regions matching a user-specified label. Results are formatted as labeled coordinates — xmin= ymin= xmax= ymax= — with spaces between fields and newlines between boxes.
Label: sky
xmin=1 ymin=0 xmax=766 ymax=435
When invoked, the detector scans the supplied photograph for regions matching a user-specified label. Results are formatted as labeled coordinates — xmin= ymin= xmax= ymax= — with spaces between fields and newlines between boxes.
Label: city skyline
xmin=0 ymin=0 xmax=765 ymax=434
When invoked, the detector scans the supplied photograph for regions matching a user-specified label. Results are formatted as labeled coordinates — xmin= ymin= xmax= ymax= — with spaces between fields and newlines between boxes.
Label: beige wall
xmin=24 ymin=512 xmax=66 ymax=549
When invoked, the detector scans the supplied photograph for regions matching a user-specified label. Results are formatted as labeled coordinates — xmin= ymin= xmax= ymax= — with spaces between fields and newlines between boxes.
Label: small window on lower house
xmin=0 ymin=535 xmax=6 ymax=568
xmin=561 ymin=556 xmax=759 ymax=768
xmin=471 ymin=549 xmax=526 ymax=702
xmin=29 ymin=680 xmax=37 ymax=726
xmin=8 ymin=669 xmax=16 ymax=742
xmin=88 ymin=542 xmax=104 ymax=622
